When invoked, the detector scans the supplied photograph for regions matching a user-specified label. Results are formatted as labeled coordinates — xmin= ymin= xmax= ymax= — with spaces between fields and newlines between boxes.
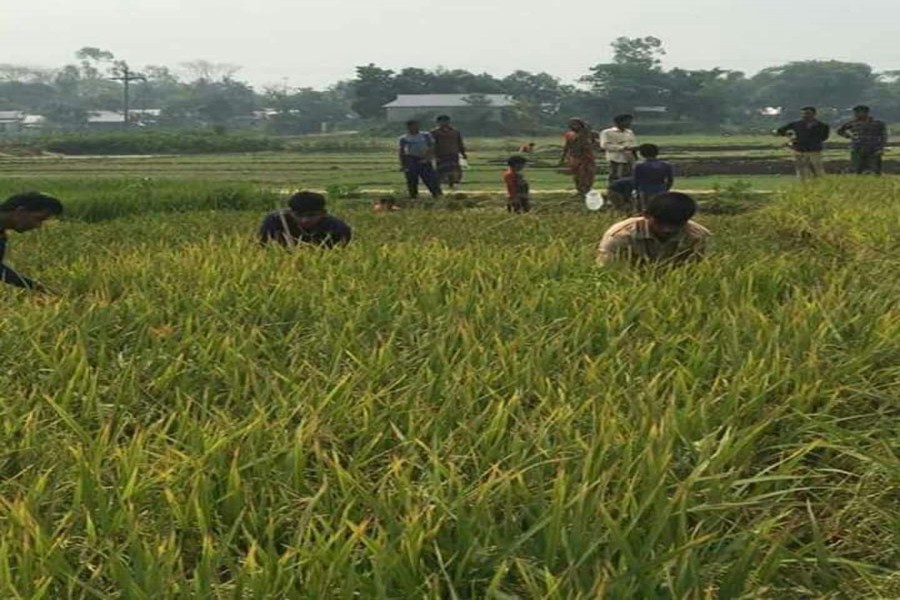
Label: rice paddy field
xmin=0 ymin=141 xmax=899 ymax=598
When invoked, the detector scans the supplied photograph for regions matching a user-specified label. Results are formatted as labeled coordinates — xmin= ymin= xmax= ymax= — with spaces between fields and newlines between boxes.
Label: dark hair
xmin=853 ymin=105 xmax=870 ymax=113
xmin=0 ymin=192 xmax=63 ymax=215
xmin=436 ymin=115 xmax=451 ymax=122
xmin=507 ymin=155 xmax=527 ymax=168
xmin=405 ymin=119 xmax=420 ymax=127
xmin=614 ymin=114 xmax=634 ymax=126
xmin=638 ymin=143 xmax=659 ymax=158
xmin=645 ymin=192 xmax=696 ymax=226
xmin=800 ymin=106 xmax=817 ymax=113
xmin=289 ymin=191 xmax=327 ymax=215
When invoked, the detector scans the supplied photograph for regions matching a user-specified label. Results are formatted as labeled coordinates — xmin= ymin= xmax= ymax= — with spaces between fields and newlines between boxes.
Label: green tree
xmin=751 ymin=61 xmax=877 ymax=114
xmin=351 ymin=64 xmax=396 ymax=119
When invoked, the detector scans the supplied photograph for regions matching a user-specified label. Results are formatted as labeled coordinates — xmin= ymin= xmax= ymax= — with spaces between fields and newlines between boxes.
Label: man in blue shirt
xmin=633 ymin=144 xmax=674 ymax=210
xmin=259 ymin=191 xmax=351 ymax=248
xmin=0 ymin=192 xmax=63 ymax=292
xmin=398 ymin=120 xmax=443 ymax=199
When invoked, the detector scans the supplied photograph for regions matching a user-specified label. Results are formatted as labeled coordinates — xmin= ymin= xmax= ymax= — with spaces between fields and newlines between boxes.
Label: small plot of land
xmin=2 ymin=134 xmax=881 ymax=192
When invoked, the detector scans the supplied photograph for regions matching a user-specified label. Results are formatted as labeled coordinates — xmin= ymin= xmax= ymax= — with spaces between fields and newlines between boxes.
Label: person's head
xmin=853 ymin=105 xmax=871 ymax=119
xmin=507 ymin=155 xmax=527 ymax=172
xmin=568 ymin=118 xmax=587 ymax=132
xmin=406 ymin=119 xmax=420 ymax=134
xmin=643 ymin=192 xmax=697 ymax=240
xmin=436 ymin=115 xmax=451 ymax=128
xmin=801 ymin=106 xmax=817 ymax=121
xmin=0 ymin=192 xmax=63 ymax=233
xmin=288 ymin=191 xmax=328 ymax=229
xmin=638 ymin=143 xmax=660 ymax=159
xmin=614 ymin=114 xmax=634 ymax=130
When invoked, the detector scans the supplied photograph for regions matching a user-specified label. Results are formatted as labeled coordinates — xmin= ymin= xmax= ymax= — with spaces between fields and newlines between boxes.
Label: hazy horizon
xmin=3 ymin=0 xmax=898 ymax=89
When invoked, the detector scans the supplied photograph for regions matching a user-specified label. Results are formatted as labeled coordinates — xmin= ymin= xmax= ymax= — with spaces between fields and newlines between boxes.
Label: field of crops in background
xmin=0 ymin=174 xmax=899 ymax=597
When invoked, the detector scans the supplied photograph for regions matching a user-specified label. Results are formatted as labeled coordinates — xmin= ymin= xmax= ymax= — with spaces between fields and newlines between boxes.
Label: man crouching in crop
xmin=259 ymin=191 xmax=351 ymax=248
xmin=1 ymin=192 xmax=63 ymax=292
xmin=597 ymin=192 xmax=710 ymax=266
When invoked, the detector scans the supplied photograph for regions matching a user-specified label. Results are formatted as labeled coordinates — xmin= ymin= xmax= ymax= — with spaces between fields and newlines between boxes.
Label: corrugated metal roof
xmin=383 ymin=94 xmax=516 ymax=108
xmin=0 ymin=110 xmax=24 ymax=121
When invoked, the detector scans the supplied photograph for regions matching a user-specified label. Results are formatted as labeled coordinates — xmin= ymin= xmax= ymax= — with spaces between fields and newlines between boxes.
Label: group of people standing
xmin=776 ymin=104 xmax=889 ymax=179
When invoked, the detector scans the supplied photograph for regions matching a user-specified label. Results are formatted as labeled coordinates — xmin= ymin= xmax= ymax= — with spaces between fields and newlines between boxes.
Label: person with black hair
xmin=837 ymin=105 xmax=889 ymax=175
xmin=597 ymin=192 xmax=710 ymax=266
xmin=633 ymin=143 xmax=674 ymax=209
xmin=503 ymin=156 xmax=531 ymax=213
xmin=430 ymin=115 xmax=468 ymax=189
xmin=600 ymin=114 xmax=638 ymax=183
xmin=259 ymin=191 xmax=351 ymax=248
xmin=399 ymin=120 xmax=443 ymax=199
xmin=775 ymin=106 xmax=830 ymax=180
xmin=0 ymin=192 xmax=63 ymax=292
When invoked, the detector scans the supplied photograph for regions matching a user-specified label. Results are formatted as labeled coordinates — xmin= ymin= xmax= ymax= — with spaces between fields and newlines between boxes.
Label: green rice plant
xmin=0 ymin=176 xmax=897 ymax=597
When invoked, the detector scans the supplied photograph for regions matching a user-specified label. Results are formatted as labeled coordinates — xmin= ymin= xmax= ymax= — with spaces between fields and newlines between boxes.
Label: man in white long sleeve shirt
xmin=600 ymin=114 xmax=638 ymax=183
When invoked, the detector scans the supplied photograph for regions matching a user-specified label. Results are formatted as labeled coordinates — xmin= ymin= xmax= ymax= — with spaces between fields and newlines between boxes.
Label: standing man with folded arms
xmin=837 ymin=105 xmax=889 ymax=175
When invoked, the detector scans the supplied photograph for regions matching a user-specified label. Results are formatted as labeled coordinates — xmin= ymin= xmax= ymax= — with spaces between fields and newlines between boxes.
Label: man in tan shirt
xmin=597 ymin=192 xmax=710 ymax=266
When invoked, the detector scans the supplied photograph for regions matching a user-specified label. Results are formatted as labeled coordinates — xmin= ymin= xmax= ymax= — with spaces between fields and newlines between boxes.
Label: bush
xmin=0 ymin=131 xmax=286 ymax=156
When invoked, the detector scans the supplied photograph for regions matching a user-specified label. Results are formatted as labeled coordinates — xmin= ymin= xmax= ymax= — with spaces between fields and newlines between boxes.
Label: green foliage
xmin=1 ymin=131 xmax=286 ymax=155
xmin=0 ymin=177 xmax=898 ymax=597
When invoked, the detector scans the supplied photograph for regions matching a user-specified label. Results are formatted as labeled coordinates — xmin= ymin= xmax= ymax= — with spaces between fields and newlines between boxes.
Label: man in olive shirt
xmin=837 ymin=105 xmax=889 ymax=175
xmin=597 ymin=192 xmax=710 ymax=266
xmin=430 ymin=115 xmax=468 ymax=189
xmin=776 ymin=106 xmax=830 ymax=180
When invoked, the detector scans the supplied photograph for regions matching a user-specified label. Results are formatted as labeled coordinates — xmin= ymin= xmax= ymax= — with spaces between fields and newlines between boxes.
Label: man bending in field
xmin=0 ymin=192 xmax=63 ymax=292
xmin=259 ymin=191 xmax=351 ymax=248
xmin=597 ymin=192 xmax=710 ymax=266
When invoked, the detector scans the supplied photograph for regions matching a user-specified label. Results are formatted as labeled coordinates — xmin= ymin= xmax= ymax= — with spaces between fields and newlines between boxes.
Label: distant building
xmin=634 ymin=106 xmax=668 ymax=114
xmin=0 ymin=111 xmax=25 ymax=134
xmin=383 ymin=94 xmax=516 ymax=123
xmin=86 ymin=109 xmax=162 ymax=130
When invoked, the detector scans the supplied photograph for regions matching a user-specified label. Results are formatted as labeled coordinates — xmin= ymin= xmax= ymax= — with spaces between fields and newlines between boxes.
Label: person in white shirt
xmin=600 ymin=114 xmax=638 ymax=183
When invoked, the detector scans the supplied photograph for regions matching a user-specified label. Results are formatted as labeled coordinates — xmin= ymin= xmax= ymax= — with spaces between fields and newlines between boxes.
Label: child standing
xmin=504 ymin=156 xmax=531 ymax=213
xmin=633 ymin=144 xmax=674 ymax=211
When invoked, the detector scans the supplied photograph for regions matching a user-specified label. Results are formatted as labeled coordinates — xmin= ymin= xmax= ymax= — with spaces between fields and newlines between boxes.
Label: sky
xmin=1 ymin=0 xmax=898 ymax=89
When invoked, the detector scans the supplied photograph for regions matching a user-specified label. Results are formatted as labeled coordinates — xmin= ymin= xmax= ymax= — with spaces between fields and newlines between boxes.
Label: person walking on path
xmin=0 ymin=192 xmax=63 ymax=292
xmin=430 ymin=115 xmax=468 ymax=189
xmin=597 ymin=192 xmax=710 ymax=267
xmin=600 ymin=114 xmax=638 ymax=183
xmin=399 ymin=120 xmax=443 ymax=199
xmin=259 ymin=191 xmax=352 ymax=248
xmin=633 ymin=143 xmax=674 ymax=211
xmin=837 ymin=105 xmax=889 ymax=175
xmin=776 ymin=106 xmax=831 ymax=180
xmin=560 ymin=118 xmax=599 ymax=198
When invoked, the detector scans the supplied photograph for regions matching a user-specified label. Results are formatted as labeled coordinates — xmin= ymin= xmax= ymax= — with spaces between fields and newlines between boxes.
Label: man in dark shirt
xmin=776 ymin=106 xmax=830 ymax=180
xmin=837 ymin=105 xmax=889 ymax=175
xmin=259 ymin=191 xmax=351 ymax=248
xmin=633 ymin=144 xmax=674 ymax=211
xmin=430 ymin=115 xmax=468 ymax=189
xmin=0 ymin=192 xmax=63 ymax=292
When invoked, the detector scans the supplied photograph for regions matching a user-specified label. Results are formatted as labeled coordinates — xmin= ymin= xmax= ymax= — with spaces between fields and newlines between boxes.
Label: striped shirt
xmin=597 ymin=216 xmax=710 ymax=266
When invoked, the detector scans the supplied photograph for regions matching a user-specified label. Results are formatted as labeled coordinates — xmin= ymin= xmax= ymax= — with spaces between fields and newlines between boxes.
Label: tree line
xmin=2 ymin=38 xmax=899 ymax=135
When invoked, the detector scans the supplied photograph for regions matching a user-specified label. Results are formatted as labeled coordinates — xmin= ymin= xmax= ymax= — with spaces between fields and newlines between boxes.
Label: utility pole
xmin=110 ymin=65 xmax=146 ymax=128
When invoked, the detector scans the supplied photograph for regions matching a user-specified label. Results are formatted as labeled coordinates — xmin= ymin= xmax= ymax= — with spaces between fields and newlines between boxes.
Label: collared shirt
xmin=600 ymin=127 xmax=637 ymax=163
xmin=597 ymin=216 xmax=710 ymax=266
xmin=504 ymin=168 xmax=529 ymax=198
xmin=0 ymin=233 xmax=36 ymax=289
xmin=776 ymin=119 xmax=830 ymax=152
xmin=259 ymin=211 xmax=352 ymax=248
xmin=430 ymin=126 xmax=466 ymax=158
xmin=399 ymin=132 xmax=435 ymax=159
xmin=633 ymin=159 xmax=674 ymax=194
xmin=837 ymin=118 xmax=889 ymax=151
